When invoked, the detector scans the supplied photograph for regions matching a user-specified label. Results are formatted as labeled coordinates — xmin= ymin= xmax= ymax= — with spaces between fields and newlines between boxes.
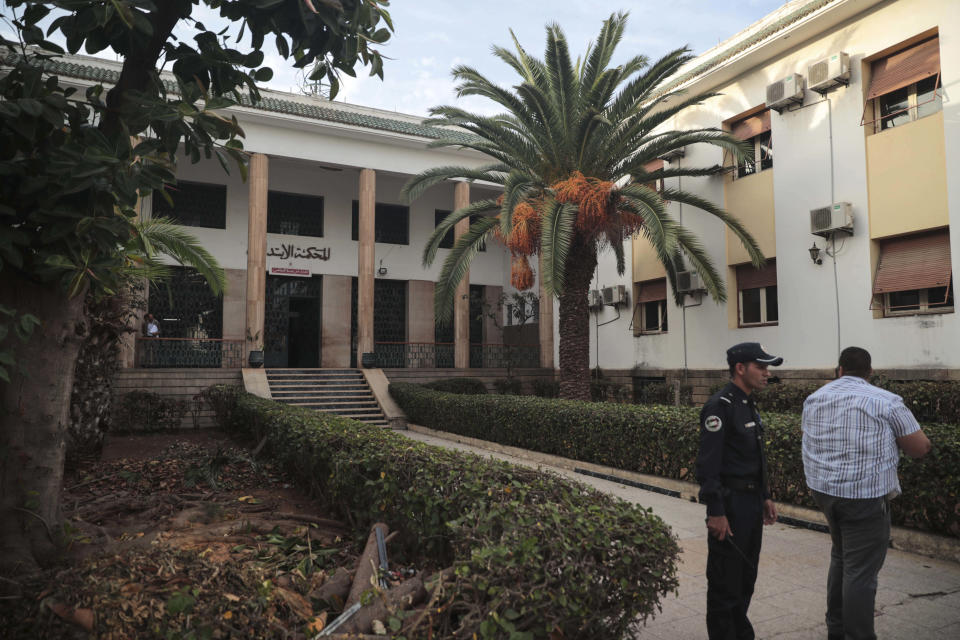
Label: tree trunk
xmin=0 ymin=272 xmax=87 ymax=575
xmin=557 ymin=238 xmax=597 ymax=400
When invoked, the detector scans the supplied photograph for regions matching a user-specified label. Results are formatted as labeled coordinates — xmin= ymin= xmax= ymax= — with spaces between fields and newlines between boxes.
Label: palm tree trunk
xmin=0 ymin=273 xmax=87 ymax=576
xmin=557 ymin=238 xmax=597 ymax=400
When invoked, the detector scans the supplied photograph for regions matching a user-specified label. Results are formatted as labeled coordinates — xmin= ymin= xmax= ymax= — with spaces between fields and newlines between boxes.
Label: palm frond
xmin=659 ymin=187 xmax=765 ymax=267
xmin=433 ymin=215 xmax=500 ymax=326
xmin=423 ymin=198 xmax=500 ymax=268
xmin=617 ymin=184 xmax=678 ymax=260
xmin=539 ymin=199 xmax=578 ymax=296
xmin=673 ymin=224 xmax=726 ymax=303
xmin=400 ymin=164 xmax=508 ymax=204
xmin=131 ymin=217 xmax=225 ymax=295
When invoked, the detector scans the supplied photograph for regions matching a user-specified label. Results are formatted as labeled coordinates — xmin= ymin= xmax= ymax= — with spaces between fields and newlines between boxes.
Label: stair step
xmin=271 ymin=392 xmax=374 ymax=400
xmin=267 ymin=372 xmax=363 ymax=378
xmin=267 ymin=369 xmax=360 ymax=374
xmin=283 ymin=401 xmax=380 ymax=410
xmin=268 ymin=380 xmax=367 ymax=387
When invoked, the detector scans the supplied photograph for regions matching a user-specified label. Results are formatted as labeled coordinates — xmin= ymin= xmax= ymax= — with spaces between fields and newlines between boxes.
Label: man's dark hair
xmin=839 ymin=346 xmax=871 ymax=378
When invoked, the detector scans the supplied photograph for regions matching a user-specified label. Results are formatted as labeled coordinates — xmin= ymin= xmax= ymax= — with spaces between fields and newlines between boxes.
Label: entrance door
xmin=265 ymin=274 xmax=323 ymax=368
xmin=287 ymin=297 xmax=320 ymax=368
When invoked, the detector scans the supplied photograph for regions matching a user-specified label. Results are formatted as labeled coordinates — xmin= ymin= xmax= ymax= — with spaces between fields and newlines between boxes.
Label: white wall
xmin=148 ymin=127 xmax=509 ymax=288
xmin=592 ymin=0 xmax=959 ymax=372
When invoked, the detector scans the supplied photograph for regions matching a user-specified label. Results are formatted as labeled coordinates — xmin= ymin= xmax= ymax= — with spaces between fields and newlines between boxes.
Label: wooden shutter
xmin=873 ymin=230 xmax=952 ymax=294
xmin=737 ymin=259 xmax=777 ymax=290
xmin=866 ymin=36 xmax=940 ymax=100
xmin=637 ymin=279 xmax=667 ymax=303
xmin=642 ymin=159 xmax=664 ymax=173
xmin=730 ymin=110 xmax=771 ymax=140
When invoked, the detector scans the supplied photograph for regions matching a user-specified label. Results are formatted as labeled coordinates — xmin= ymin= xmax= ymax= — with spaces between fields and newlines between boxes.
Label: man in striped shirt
xmin=802 ymin=347 xmax=931 ymax=640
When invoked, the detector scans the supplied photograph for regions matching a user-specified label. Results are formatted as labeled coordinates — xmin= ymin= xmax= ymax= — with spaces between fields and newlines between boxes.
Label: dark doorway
xmin=265 ymin=275 xmax=322 ymax=368
xmin=287 ymin=297 xmax=320 ymax=368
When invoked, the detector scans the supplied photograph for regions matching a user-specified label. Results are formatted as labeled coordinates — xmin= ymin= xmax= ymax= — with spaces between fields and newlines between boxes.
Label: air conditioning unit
xmin=588 ymin=289 xmax=603 ymax=308
xmin=765 ymin=73 xmax=804 ymax=111
xmin=601 ymin=285 xmax=627 ymax=306
xmin=676 ymin=271 xmax=703 ymax=293
xmin=808 ymin=52 xmax=850 ymax=94
xmin=658 ymin=147 xmax=686 ymax=162
xmin=810 ymin=202 xmax=854 ymax=236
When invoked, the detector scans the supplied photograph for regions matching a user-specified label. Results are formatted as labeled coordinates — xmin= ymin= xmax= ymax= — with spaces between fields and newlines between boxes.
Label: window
xmin=866 ymin=35 xmax=941 ymax=133
xmin=727 ymin=110 xmax=772 ymax=179
xmin=873 ymin=230 xmax=953 ymax=317
xmin=435 ymin=210 xmax=486 ymax=251
xmin=351 ymin=201 xmax=409 ymax=245
xmin=633 ymin=278 xmax=667 ymax=335
xmin=737 ymin=260 xmax=778 ymax=327
xmin=641 ymin=159 xmax=664 ymax=192
xmin=267 ymin=191 xmax=323 ymax=237
xmin=152 ymin=181 xmax=226 ymax=229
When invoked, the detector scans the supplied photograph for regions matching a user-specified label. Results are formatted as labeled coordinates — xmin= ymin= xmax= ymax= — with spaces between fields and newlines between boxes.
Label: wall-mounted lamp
xmin=377 ymin=259 xmax=388 ymax=277
xmin=808 ymin=242 xmax=823 ymax=265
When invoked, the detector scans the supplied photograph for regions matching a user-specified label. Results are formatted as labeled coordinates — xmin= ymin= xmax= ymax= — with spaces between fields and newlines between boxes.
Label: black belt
xmin=722 ymin=476 xmax=762 ymax=493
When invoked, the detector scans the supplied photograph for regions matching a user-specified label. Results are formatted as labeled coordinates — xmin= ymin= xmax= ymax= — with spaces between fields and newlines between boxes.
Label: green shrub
xmin=530 ymin=378 xmax=559 ymax=398
xmin=634 ymin=381 xmax=693 ymax=406
xmin=390 ymin=383 xmax=960 ymax=538
xmin=717 ymin=377 xmax=960 ymax=424
xmin=205 ymin=387 xmax=680 ymax=639
xmin=492 ymin=377 xmax=523 ymax=395
xmin=111 ymin=390 xmax=187 ymax=431
xmin=421 ymin=377 xmax=488 ymax=395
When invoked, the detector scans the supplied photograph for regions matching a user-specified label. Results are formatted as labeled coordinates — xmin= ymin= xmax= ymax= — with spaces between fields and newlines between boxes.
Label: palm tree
xmin=402 ymin=12 xmax=764 ymax=400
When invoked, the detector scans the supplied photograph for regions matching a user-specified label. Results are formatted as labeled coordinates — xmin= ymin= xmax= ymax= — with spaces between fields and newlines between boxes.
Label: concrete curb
xmin=406 ymin=423 xmax=960 ymax=564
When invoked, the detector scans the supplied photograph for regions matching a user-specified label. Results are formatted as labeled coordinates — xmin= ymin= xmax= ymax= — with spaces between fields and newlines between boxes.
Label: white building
xmin=45 ymin=0 xmax=958 ymax=402
xmin=590 ymin=0 xmax=958 ymax=399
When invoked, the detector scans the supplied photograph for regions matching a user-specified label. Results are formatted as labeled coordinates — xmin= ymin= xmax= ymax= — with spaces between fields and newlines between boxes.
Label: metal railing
xmin=136 ymin=337 xmax=244 ymax=368
xmin=373 ymin=342 xmax=539 ymax=369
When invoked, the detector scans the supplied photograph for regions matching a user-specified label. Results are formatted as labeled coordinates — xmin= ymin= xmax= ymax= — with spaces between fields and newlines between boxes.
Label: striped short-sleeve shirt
xmin=801 ymin=376 xmax=921 ymax=499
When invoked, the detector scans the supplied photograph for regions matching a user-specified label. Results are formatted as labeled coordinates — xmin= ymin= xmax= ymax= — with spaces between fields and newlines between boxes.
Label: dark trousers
xmin=706 ymin=491 xmax=763 ymax=640
xmin=812 ymin=491 xmax=890 ymax=640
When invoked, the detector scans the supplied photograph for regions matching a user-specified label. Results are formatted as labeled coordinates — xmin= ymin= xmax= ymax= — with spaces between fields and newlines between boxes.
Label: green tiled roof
xmin=26 ymin=55 xmax=476 ymax=145
xmin=657 ymin=0 xmax=837 ymax=96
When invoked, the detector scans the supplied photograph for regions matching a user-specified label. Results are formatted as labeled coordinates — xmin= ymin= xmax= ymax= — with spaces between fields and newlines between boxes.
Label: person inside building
xmin=144 ymin=313 xmax=159 ymax=338
xmin=697 ymin=342 xmax=781 ymax=640
xmin=802 ymin=346 xmax=931 ymax=640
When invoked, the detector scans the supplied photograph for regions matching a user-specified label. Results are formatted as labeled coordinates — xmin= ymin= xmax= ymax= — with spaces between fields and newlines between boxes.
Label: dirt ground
xmin=1 ymin=430 xmax=363 ymax=639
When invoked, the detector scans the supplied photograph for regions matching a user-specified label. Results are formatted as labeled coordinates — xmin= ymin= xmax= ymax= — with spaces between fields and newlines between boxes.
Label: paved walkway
xmin=400 ymin=428 xmax=960 ymax=639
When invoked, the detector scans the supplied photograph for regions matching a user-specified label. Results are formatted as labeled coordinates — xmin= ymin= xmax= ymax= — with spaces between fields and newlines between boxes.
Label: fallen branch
xmin=345 ymin=522 xmax=389 ymax=609
xmin=272 ymin=513 xmax=348 ymax=530
xmin=312 ymin=568 xmax=354 ymax=607
xmin=337 ymin=575 xmax=427 ymax=635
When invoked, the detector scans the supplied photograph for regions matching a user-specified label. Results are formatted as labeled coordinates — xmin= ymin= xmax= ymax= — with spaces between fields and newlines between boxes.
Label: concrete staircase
xmin=265 ymin=369 xmax=388 ymax=426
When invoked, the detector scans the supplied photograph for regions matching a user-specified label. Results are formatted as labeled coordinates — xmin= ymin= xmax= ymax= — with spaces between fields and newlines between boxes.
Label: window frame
xmin=639 ymin=299 xmax=668 ymax=334
xmin=883 ymin=283 xmax=954 ymax=317
xmin=267 ymin=190 xmax=324 ymax=238
xmin=871 ymin=75 xmax=942 ymax=134
xmin=152 ymin=180 xmax=227 ymax=230
xmin=351 ymin=201 xmax=410 ymax=245
xmin=735 ymin=130 xmax=773 ymax=179
xmin=738 ymin=285 xmax=778 ymax=327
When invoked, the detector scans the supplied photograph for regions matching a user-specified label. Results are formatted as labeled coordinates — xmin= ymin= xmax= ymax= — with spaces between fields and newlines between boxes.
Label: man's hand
xmin=706 ymin=515 xmax=733 ymax=540
xmin=763 ymin=499 xmax=778 ymax=525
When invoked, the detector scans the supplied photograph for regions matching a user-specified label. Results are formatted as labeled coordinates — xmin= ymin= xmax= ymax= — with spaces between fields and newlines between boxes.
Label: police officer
xmin=697 ymin=342 xmax=781 ymax=640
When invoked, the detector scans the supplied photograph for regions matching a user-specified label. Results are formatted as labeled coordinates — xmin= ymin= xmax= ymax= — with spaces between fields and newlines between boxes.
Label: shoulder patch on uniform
xmin=719 ymin=396 xmax=732 ymax=404
xmin=704 ymin=415 xmax=722 ymax=432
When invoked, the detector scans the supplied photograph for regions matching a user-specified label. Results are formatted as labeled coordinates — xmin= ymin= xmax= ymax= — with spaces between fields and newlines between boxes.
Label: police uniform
xmin=697 ymin=342 xmax=781 ymax=640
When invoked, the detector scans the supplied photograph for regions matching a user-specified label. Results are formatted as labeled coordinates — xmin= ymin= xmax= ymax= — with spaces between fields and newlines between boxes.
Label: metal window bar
xmin=136 ymin=337 xmax=244 ymax=368
xmin=860 ymin=73 xmax=941 ymax=127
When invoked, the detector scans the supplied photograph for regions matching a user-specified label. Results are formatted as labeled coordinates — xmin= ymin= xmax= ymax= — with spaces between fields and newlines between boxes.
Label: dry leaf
xmin=307 ymin=611 xmax=328 ymax=633
xmin=223 ymin=593 xmax=241 ymax=602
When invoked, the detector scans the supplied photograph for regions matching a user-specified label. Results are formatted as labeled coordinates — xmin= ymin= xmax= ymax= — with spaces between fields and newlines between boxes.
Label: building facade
xmin=589 ymin=0 xmax=958 ymax=398
xmin=41 ymin=0 xmax=957 ymax=400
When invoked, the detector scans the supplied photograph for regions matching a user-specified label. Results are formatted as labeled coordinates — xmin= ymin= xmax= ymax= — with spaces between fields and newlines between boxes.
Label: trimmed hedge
xmin=390 ymin=383 xmax=960 ymax=538
xmin=713 ymin=378 xmax=960 ymax=424
xmin=421 ymin=377 xmax=488 ymax=395
xmin=206 ymin=388 xmax=680 ymax=639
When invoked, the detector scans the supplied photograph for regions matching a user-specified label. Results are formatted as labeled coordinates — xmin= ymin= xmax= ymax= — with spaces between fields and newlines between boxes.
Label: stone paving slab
xmin=400 ymin=427 xmax=960 ymax=639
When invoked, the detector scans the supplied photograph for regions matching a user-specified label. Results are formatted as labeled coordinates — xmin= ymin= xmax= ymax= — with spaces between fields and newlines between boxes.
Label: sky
xmin=1 ymin=1 xmax=790 ymax=117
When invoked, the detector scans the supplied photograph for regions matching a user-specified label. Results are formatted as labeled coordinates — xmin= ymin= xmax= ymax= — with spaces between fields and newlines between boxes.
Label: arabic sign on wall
xmin=266 ymin=243 xmax=331 ymax=277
